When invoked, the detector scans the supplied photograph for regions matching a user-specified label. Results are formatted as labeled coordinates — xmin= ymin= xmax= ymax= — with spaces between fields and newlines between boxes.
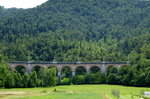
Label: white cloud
xmin=0 ymin=0 xmax=48 ymax=9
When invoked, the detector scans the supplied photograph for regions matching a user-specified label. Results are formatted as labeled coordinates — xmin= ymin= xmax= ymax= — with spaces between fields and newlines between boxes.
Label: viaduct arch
xmin=9 ymin=61 xmax=129 ymax=83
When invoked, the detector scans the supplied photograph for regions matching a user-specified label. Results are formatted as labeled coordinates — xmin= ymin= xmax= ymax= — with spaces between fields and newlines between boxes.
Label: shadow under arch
xmin=32 ymin=65 xmax=43 ymax=74
xmin=48 ymin=66 xmax=58 ymax=76
xmin=15 ymin=65 xmax=26 ymax=75
xmin=107 ymin=65 xmax=118 ymax=75
xmin=61 ymin=66 xmax=72 ymax=79
xmin=90 ymin=66 xmax=101 ymax=74
xmin=75 ymin=66 xmax=86 ymax=75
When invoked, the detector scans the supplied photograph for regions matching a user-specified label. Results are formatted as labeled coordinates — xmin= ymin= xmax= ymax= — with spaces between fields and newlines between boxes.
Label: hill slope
xmin=0 ymin=0 xmax=150 ymax=62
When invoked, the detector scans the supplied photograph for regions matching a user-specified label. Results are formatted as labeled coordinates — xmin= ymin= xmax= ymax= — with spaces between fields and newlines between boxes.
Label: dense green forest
xmin=0 ymin=0 xmax=150 ymax=62
xmin=0 ymin=0 xmax=150 ymax=87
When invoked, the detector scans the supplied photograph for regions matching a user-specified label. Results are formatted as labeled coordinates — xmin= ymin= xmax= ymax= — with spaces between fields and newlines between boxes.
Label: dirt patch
xmin=0 ymin=91 xmax=25 ymax=95
xmin=103 ymin=94 xmax=109 ymax=99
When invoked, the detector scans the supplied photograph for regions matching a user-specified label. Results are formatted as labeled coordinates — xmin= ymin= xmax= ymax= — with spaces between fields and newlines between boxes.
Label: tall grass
xmin=112 ymin=89 xmax=120 ymax=98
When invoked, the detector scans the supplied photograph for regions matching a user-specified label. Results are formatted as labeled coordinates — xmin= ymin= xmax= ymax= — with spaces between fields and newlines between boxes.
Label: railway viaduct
xmin=9 ymin=61 xmax=129 ymax=82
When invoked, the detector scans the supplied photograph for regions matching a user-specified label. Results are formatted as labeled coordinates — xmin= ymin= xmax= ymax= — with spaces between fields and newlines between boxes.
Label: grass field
xmin=0 ymin=84 xmax=150 ymax=99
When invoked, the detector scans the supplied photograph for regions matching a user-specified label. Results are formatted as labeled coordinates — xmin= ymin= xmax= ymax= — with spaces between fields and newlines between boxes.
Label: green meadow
xmin=0 ymin=84 xmax=149 ymax=99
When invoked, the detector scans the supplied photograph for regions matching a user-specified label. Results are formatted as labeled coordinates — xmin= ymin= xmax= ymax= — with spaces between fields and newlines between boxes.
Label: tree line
xmin=0 ymin=53 xmax=149 ymax=88
xmin=0 ymin=58 xmax=57 ymax=88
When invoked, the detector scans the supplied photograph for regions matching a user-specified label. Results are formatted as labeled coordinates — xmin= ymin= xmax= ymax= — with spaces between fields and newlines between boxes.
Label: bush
xmin=89 ymin=73 xmax=106 ymax=84
xmin=5 ymin=73 xmax=15 ymax=88
xmin=73 ymin=75 xmax=86 ymax=84
xmin=61 ymin=78 xmax=71 ymax=85
xmin=107 ymin=74 xmax=118 ymax=84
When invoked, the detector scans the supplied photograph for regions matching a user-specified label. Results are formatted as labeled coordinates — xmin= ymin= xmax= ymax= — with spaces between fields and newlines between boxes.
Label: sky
xmin=0 ymin=0 xmax=48 ymax=9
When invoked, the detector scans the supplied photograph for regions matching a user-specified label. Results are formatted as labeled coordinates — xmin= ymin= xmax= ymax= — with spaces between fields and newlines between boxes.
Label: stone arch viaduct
xmin=9 ymin=61 xmax=129 ymax=82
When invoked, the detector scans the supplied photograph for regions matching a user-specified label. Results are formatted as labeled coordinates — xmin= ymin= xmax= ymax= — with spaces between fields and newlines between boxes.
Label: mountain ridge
xmin=0 ymin=0 xmax=150 ymax=40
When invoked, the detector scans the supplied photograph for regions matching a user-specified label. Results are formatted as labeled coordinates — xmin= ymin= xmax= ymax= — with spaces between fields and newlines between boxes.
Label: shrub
xmin=89 ymin=73 xmax=106 ymax=84
xmin=61 ymin=78 xmax=71 ymax=85
xmin=73 ymin=75 xmax=86 ymax=84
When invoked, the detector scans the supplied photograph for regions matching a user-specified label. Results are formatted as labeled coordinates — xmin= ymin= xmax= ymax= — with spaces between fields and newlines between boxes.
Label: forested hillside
xmin=0 ymin=0 xmax=150 ymax=88
xmin=0 ymin=0 xmax=150 ymax=62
